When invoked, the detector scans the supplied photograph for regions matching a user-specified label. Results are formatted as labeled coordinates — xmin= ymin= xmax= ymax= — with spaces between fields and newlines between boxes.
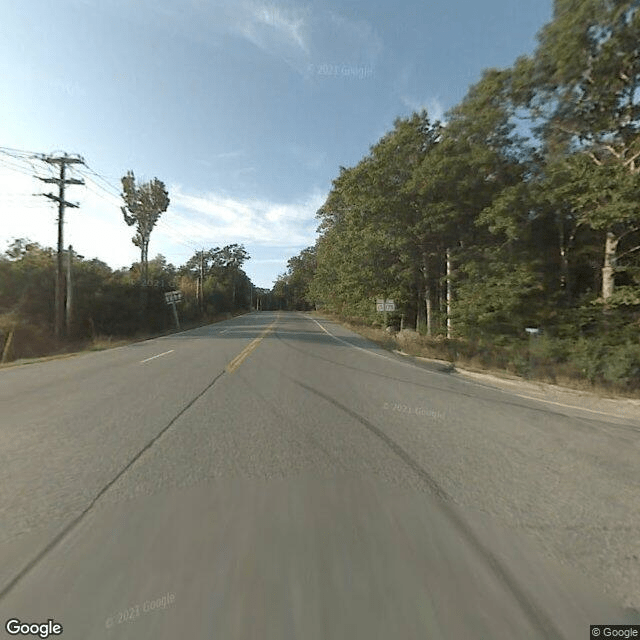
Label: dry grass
xmin=310 ymin=311 xmax=640 ymax=399
xmin=0 ymin=311 xmax=250 ymax=368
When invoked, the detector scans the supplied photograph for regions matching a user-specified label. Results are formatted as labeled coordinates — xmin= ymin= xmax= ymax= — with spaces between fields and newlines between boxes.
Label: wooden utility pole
xmin=66 ymin=245 xmax=73 ymax=336
xmin=37 ymin=154 xmax=84 ymax=339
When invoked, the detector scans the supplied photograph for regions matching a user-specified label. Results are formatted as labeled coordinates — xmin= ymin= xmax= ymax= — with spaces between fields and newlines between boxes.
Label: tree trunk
xmin=232 ymin=272 xmax=236 ymax=307
xmin=602 ymin=230 xmax=618 ymax=302
xmin=139 ymin=245 xmax=145 ymax=285
xmin=560 ymin=245 xmax=569 ymax=295
xmin=415 ymin=292 xmax=425 ymax=330
xmin=558 ymin=221 xmax=570 ymax=300
xmin=437 ymin=261 xmax=444 ymax=330
xmin=144 ymin=240 xmax=150 ymax=286
xmin=1 ymin=327 xmax=15 ymax=363
xmin=65 ymin=245 xmax=72 ymax=337
xmin=422 ymin=251 xmax=432 ymax=337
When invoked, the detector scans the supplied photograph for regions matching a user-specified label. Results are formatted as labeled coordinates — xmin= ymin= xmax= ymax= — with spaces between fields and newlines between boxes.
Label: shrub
xmin=568 ymin=338 xmax=607 ymax=384
xmin=601 ymin=343 xmax=640 ymax=389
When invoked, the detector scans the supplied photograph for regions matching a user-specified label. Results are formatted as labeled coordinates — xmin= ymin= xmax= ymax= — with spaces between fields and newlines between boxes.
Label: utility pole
xmin=37 ymin=154 xmax=85 ymax=339
xmin=66 ymin=245 xmax=73 ymax=336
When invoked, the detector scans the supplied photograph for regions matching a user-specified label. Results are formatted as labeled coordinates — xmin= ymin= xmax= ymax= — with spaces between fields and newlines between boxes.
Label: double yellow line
xmin=225 ymin=317 xmax=278 ymax=373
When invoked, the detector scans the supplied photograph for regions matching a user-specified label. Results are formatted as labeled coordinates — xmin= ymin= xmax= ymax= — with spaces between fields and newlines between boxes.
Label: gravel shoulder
xmin=447 ymin=361 xmax=640 ymax=423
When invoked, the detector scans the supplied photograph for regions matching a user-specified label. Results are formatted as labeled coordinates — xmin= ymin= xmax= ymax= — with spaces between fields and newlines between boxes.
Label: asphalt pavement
xmin=1 ymin=311 xmax=638 ymax=639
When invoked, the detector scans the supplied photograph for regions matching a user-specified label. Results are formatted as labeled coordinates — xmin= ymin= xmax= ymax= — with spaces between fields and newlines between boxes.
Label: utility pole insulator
xmin=38 ymin=176 xmax=85 ymax=186
xmin=42 ymin=154 xmax=85 ymax=165
xmin=41 ymin=193 xmax=80 ymax=208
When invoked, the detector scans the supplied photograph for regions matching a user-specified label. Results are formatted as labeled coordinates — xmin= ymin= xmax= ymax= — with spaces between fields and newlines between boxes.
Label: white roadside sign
xmin=375 ymin=298 xmax=395 ymax=312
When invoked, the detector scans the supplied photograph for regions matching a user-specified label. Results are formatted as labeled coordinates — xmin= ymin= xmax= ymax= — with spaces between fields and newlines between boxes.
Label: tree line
xmin=276 ymin=0 xmax=640 ymax=389
xmin=0 ymin=169 xmax=254 ymax=361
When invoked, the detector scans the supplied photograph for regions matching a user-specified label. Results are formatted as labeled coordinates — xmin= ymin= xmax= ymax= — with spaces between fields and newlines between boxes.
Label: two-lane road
xmin=1 ymin=312 xmax=638 ymax=639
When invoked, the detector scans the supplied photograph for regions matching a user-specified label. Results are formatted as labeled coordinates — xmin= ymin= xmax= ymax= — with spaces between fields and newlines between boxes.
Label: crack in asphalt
xmin=0 ymin=368 xmax=229 ymax=601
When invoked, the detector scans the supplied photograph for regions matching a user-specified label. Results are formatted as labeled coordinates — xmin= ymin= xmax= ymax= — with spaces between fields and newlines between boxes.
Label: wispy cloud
xmin=234 ymin=0 xmax=310 ymax=67
xmin=0 ymin=163 xmax=325 ymax=271
xmin=213 ymin=150 xmax=245 ymax=160
xmin=0 ymin=165 xmax=139 ymax=268
xmin=247 ymin=1 xmax=308 ymax=51
xmin=168 ymin=185 xmax=324 ymax=248
xmin=231 ymin=4 xmax=383 ymax=78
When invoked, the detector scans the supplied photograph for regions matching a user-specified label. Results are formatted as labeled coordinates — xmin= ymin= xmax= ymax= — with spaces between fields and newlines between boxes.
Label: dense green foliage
xmin=3 ymin=1 xmax=639 ymax=390
xmin=0 ymin=238 xmax=253 ymax=361
xmin=276 ymin=0 xmax=640 ymax=390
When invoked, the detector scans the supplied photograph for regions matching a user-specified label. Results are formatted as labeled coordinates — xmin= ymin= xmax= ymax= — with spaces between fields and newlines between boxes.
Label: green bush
xmin=601 ymin=343 xmax=640 ymax=389
xmin=568 ymin=337 xmax=606 ymax=384
xmin=509 ymin=349 xmax=531 ymax=377
xmin=530 ymin=335 xmax=570 ymax=364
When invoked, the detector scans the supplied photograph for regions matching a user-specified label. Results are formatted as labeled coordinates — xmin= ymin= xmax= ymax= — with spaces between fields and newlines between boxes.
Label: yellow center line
xmin=225 ymin=318 xmax=278 ymax=373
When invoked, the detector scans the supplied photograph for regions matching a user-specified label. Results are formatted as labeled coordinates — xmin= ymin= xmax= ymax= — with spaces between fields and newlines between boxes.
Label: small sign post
xmin=375 ymin=297 xmax=395 ymax=326
xmin=525 ymin=327 xmax=541 ymax=378
xmin=164 ymin=290 xmax=183 ymax=330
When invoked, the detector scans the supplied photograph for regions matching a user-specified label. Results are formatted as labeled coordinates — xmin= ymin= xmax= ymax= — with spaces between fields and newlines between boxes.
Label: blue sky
xmin=0 ymin=0 xmax=552 ymax=288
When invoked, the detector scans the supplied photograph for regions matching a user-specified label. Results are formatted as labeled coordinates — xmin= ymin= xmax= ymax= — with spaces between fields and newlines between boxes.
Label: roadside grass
xmin=0 ymin=311 xmax=249 ymax=369
xmin=308 ymin=310 xmax=640 ymax=399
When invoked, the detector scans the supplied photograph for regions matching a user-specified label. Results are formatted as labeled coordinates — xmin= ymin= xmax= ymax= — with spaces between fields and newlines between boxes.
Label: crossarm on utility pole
xmin=35 ymin=154 xmax=85 ymax=339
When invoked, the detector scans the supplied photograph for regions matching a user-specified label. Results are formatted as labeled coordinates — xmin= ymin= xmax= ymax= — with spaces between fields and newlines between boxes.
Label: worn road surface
xmin=1 ymin=312 xmax=638 ymax=639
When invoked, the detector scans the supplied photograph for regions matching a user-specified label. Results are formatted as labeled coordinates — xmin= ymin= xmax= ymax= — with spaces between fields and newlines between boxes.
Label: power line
xmin=80 ymin=164 xmax=203 ymax=253
xmin=0 ymin=155 xmax=38 ymax=177
xmin=79 ymin=163 xmax=122 ymax=197
xmin=0 ymin=145 xmax=42 ymax=156
xmin=80 ymin=176 xmax=121 ymax=206
xmin=77 ymin=171 xmax=200 ymax=253
xmin=82 ymin=185 xmax=120 ymax=211
xmin=0 ymin=149 xmax=58 ymax=184
xmin=2 ymin=148 xmax=203 ymax=273
xmin=80 ymin=164 xmax=199 ymax=252
xmin=156 ymin=219 xmax=201 ymax=251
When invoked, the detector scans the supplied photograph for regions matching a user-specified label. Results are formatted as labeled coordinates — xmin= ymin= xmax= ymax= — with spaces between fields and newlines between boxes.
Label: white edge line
xmin=304 ymin=316 xmax=635 ymax=422
xmin=140 ymin=349 xmax=174 ymax=364
xmin=304 ymin=316 xmax=422 ymax=367
xmin=0 ymin=316 xmax=252 ymax=371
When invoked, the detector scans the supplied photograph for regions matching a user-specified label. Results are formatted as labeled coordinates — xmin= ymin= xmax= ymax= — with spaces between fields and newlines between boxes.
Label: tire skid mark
xmin=287 ymin=375 xmax=566 ymax=640
xmin=274 ymin=325 xmax=638 ymax=434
